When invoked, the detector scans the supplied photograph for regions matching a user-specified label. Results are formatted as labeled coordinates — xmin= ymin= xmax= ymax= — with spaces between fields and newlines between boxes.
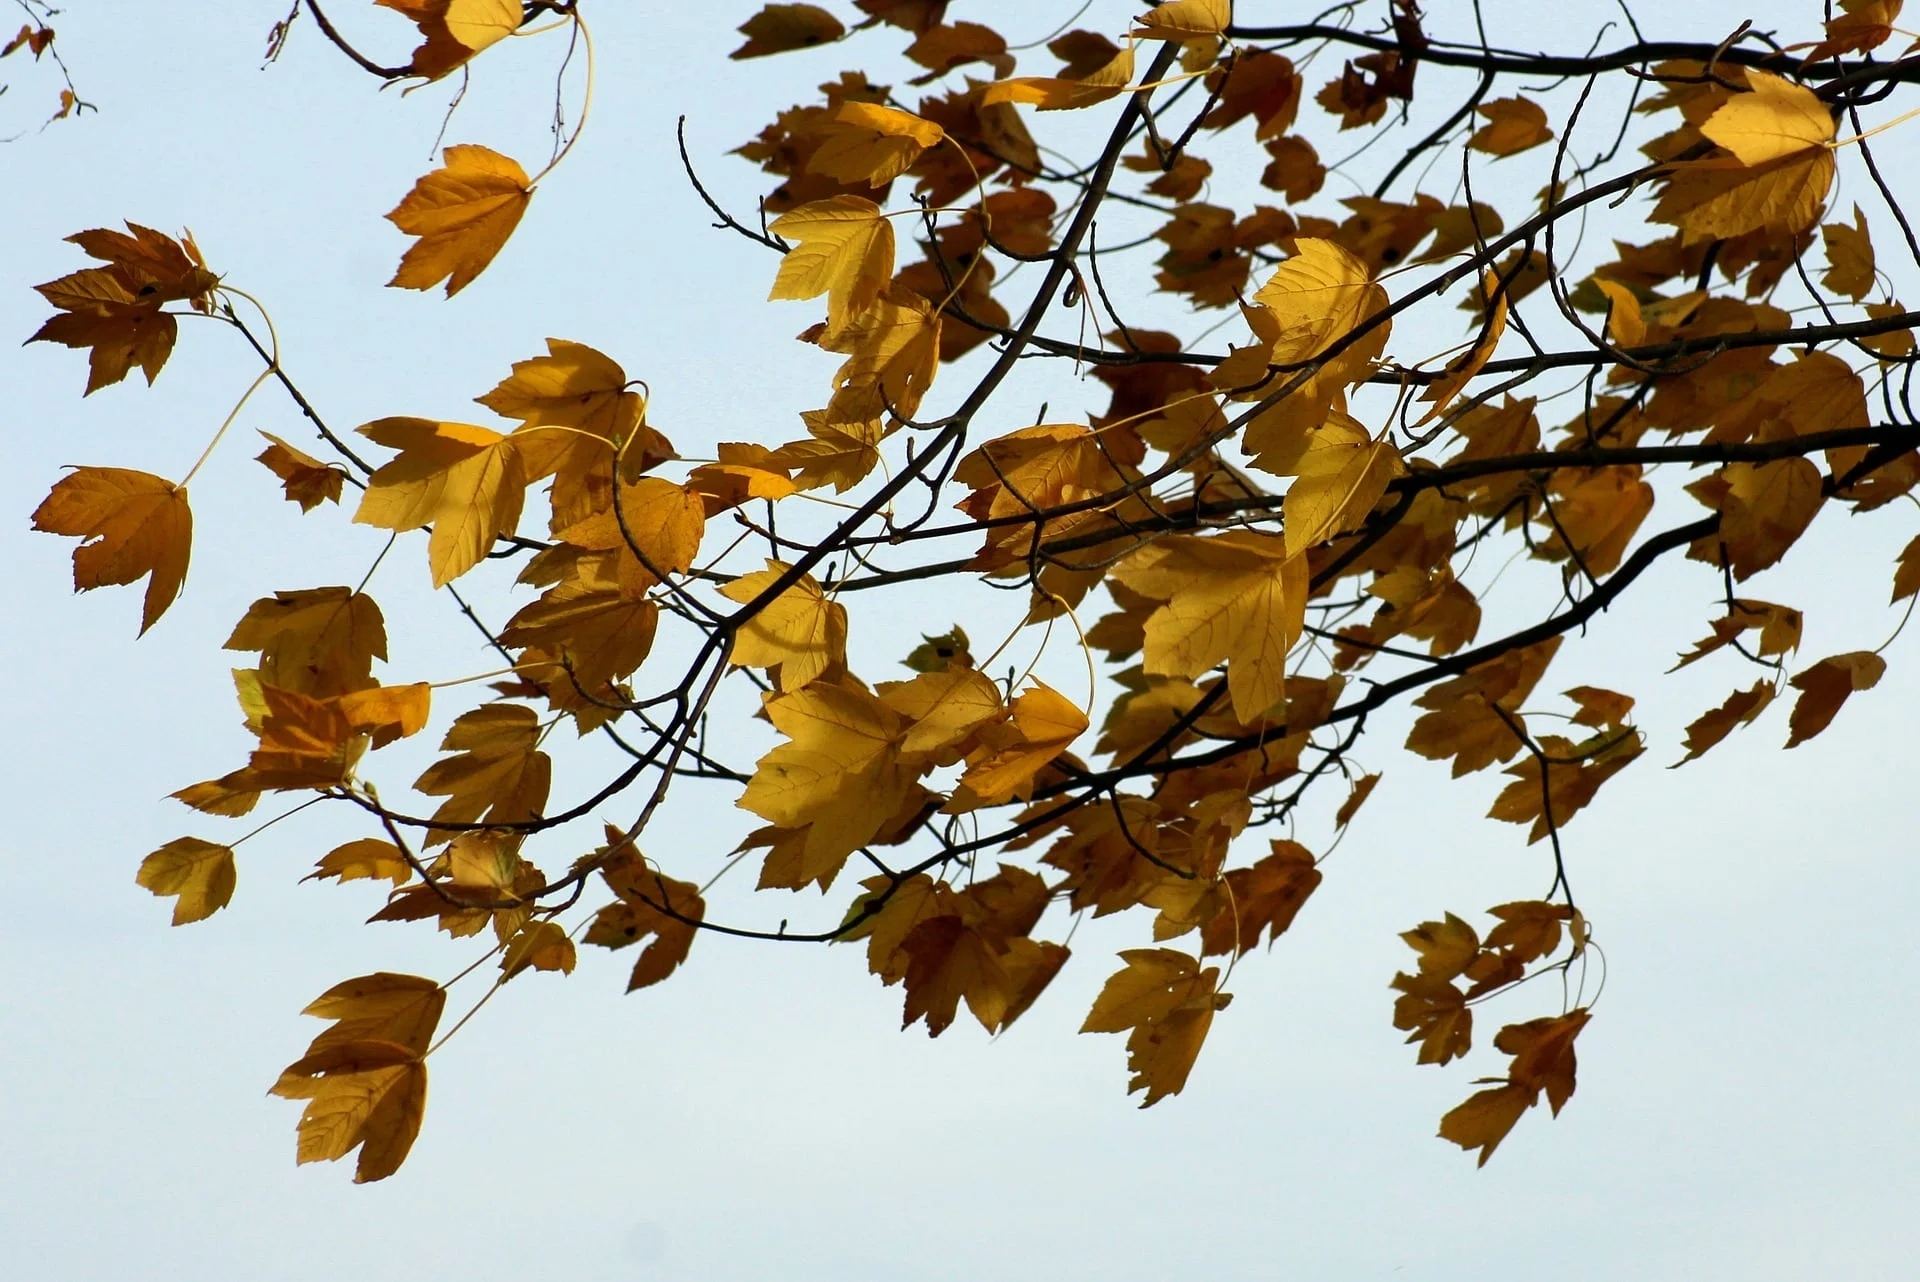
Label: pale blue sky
xmin=4 ymin=2 xmax=1917 ymax=1278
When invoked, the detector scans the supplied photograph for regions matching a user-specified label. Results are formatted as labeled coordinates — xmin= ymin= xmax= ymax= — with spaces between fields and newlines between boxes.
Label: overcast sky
xmin=3 ymin=3 xmax=1916 ymax=1279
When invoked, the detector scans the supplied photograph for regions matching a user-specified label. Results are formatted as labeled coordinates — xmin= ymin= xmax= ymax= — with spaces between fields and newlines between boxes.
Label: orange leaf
xmin=386 ymin=145 xmax=533 ymax=297
xmin=31 ymin=467 xmax=192 ymax=634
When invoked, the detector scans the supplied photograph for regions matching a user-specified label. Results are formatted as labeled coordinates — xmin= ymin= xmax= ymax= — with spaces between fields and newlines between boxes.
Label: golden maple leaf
xmin=768 ymin=196 xmax=896 ymax=332
xmin=136 ymin=837 xmax=237 ymax=925
xmin=1111 ymin=530 xmax=1308 ymax=722
xmin=377 ymin=0 xmax=520 ymax=81
xmin=386 ymin=145 xmax=533 ymax=296
xmin=353 ymin=417 xmax=528 ymax=587
xmin=1081 ymin=948 xmax=1231 ymax=1106
xmin=31 ymin=466 xmax=192 ymax=634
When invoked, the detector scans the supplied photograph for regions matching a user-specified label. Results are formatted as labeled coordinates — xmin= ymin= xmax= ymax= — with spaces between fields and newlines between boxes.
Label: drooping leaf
xmin=31 ymin=467 xmax=192 ymax=634
xmin=136 ymin=837 xmax=237 ymax=925
xmin=386 ymin=145 xmax=533 ymax=297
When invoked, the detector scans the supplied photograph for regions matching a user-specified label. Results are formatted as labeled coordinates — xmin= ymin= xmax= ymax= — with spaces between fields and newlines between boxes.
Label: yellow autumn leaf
xmin=1592 ymin=279 xmax=1647 ymax=347
xmin=1134 ymin=0 xmax=1232 ymax=41
xmin=737 ymin=679 xmax=916 ymax=869
xmin=353 ymin=417 xmax=527 ymax=587
xmin=730 ymin=3 xmax=845 ymax=58
xmin=256 ymin=432 xmax=345 ymax=512
xmin=1700 ymin=71 xmax=1835 ymax=166
xmin=386 ymin=144 xmax=532 ymax=297
xmin=981 ymin=45 xmax=1135 ymax=111
xmin=477 ymin=337 xmax=645 ymax=445
xmin=136 ymin=837 xmax=236 ymax=925
xmin=768 ymin=196 xmax=896 ymax=333
xmin=378 ymin=0 xmax=520 ymax=80
xmin=720 ymin=560 xmax=847 ymax=688
xmin=1821 ymin=206 xmax=1876 ymax=300
xmin=1283 ymin=411 xmax=1404 ymax=554
xmin=1081 ymin=948 xmax=1230 ymax=1106
xmin=956 ymin=681 xmax=1088 ymax=804
xmin=303 ymin=838 xmax=412 ymax=886
xmin=808 ymin=101 xmax=946 ymax=187
xmin=1469 ymin=96 xmax=1553 ymax=156
xmin=818 ymin=287 xmax=942 ymax=426
xmin=1110 ymin=530 xmax=1307 ymax=721
xmin=270 ymin=1045 xmax=427 ymax=1183
xmin=412 ymin=703 xmax=552 ymax=844
xmin=877 ymin=666 xmax=1006 ymax=758
xmin=31 ymin=466 xmax=192 ymax=634
xmin=1417 ymin=271 xmax=1509 ymax=421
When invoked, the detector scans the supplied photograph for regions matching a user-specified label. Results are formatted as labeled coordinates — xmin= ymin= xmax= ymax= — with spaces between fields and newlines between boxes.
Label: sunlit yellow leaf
xmin=386 ymin=145 xmax=532 ymax=297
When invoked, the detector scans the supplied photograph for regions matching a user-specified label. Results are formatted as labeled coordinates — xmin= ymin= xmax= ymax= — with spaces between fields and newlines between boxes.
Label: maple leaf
xmin=256 ymin=433 xmax=346 ymax=512
xmin=953 ymin=681 xmax=1088 ymax=806
xmin=590 ymin=831 xmax=706 ymax=989
xmin=1437 ymin=1082 xmax=1533 ymax=1166
xmin=738 ymin=678 xmax=917 ymax=872
xmin=1134 ymin=0 xmax=1233 ymax=41
xmin=296 ymin=973 xmax=446 ymax=1058
xmin=1672 ymin=599 xmax=1802 ymax=669
xmin=1797 ymin=0 xmax=1903 ymax=62
xmin=720 ymin=560 xmax=847 ymax=689
xmin=377 ymin=0 xmax=520 ymax=81
xmin=877 ymin=665 xmax=1005 ymax=758
xmin=31 ymin=467 xmax=192 ymax=634
xmin=386 ymin=145 xmax=533 ymax=296
xmin=353 ymin=417 xmax=528 ymax=586
xmin=225 ymin=588 xmax=387 ymax=698
xmin=1785 ymin=651 xmax=1885 ymax=748
xmin=1111 ymin=530 xmax=1308 ymax=722
xmin=815 ymin=286 xmax=942 ymax=425
xmin=304 ymin=839 xmax=413 ymax=887
xmin=270 ymin=1044 xmax=428 ymax=1183
xmin=808 ymin=102 xmax=945 ymax=187
xmin=1082 ymin=949 xmax=1231 ymax=1106
xmin=501 ymin=921 xmax=577 ymax=979
xmin=1390 ymin=970 xmax=1472 ymax=1065
xmin=413 ymin=704 xmax=552 ymax=845
xmin=1488 ymin=731 xmax=1643 ymax=843
xmin=1282 ymin=410 xmax=1406 ymax=554
xmin=1469 ymin=97 xmax=1553 ymax=156
xmin=1893 ymin=536 xmax=1920 ymax=603
xmin=1702 ymin=71 xmax=1835 ymax=166
xmin=500 ymin=582 xmax=659 ymax=692
xmin=1592 ymin=279 xmax=1647 ymax=347
xmin=1655 ymin=75 xmax=1837 ymax=243
xmin=982 ymin=44 xmax=1136 ymax=112
xmin=731 ymin=3 xmax=846 ymax=58
xmin=767 ymin=196 xmax=896 ymax=332
xmin=270 ymin=972 xmax=445 ymax=1182
xmin=1405 ymin=639 xmax=1562 ymax=776
xmin=1198 ymin=839 xmax=1323 ymax=956
xmin=136 ymin=837 xmax=237 ymax=925
xmin=1674 ymin=680 xmax=1775 ymax=764
xmin=1401 ymin=912 xmax=1480 ymax=980
xmin=1821 ymin=206 xmax=1876 ymax=300
xmin=477 ymin=339 xmax=671 ymax=522
xmin=29 ymin=224 xmax=219 ymax=393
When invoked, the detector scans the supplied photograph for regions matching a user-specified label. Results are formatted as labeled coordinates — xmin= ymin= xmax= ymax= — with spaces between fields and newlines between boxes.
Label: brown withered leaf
xmin=256 ymin=433 xmax=346 ymax=512
xmin=1674 ymin=680 xmax=1776 ymax=764
xmin=1785 ymin=651 xmax=1885 ymax=748
xmin=731 ymin=3 xmax=845 ymax=58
